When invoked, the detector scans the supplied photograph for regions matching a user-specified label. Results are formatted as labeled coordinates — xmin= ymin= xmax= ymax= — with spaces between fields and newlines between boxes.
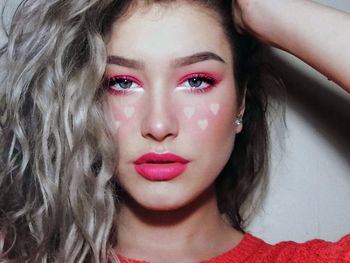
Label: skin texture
xmin=234 ymin=0 xmax=350 ymax=92
xmin=105 ymin=3 xmax=244 ymax=262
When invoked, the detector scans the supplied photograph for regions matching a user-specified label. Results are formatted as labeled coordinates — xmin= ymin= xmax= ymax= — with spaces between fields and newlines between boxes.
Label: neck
xmin=116 ymin=186 xmax=243 ymax=261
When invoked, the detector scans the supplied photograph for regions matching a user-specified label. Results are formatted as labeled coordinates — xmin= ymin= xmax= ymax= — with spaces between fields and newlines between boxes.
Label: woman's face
xmin=105 ymin=3 xmax=243 ymax=210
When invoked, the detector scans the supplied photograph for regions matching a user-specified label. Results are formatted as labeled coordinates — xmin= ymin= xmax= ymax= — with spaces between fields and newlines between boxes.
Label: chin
xmin=132 ymin=189 xmax=191 ymax=212
xmin=123 ymin=182 xmax=214 ymax=216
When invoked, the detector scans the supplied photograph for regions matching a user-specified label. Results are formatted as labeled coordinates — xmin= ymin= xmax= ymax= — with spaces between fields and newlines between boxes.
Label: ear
xmin=235 ymin=94 xmax=246 ymax=134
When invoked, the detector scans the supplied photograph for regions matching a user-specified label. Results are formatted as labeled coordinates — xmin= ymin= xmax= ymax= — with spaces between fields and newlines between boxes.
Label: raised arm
xmin=234 ymin=0 xmax=350 ymax=93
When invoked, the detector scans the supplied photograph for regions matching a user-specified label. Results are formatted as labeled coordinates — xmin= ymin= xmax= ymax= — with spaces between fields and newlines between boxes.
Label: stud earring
xmin=235 ymin=114 xmax=243 ymax=126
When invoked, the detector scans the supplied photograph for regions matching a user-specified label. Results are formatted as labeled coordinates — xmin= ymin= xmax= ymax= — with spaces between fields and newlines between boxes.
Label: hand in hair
xmin=233 ymin=0 xmax=350 ymax=93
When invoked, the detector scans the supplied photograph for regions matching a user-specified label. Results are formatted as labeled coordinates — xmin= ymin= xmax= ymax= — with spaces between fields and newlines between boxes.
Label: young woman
xmin=0 ymin=0 xmax=349 ymax=262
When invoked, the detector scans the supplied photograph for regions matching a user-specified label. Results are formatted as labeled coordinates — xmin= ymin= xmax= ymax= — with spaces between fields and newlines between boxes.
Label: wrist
xmin=235 ymin=0 xmax=296 ymax=45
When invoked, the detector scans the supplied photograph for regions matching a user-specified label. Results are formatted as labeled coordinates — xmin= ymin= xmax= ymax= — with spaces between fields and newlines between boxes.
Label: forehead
xmin=106 ymin=2 xmax=232 ymax=65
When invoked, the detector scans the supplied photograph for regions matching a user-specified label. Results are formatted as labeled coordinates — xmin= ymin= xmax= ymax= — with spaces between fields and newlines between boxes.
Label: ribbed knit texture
xmin=118 ymin=233 xmax=350 ymax=262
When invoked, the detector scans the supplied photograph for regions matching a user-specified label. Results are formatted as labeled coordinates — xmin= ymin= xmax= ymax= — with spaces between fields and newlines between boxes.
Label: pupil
xmin=117 ymin=79 xmax=132 ymax=89
xmin=189 ymin=78 xmax=203 ymax=88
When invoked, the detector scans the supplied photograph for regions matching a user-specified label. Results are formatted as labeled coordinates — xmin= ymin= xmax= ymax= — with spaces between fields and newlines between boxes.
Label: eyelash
xmin=177 ymin=73 xmax=217 ymax=94
xmin=105 ymin=73 xmax=218 ymax=95
xmin=105 ymin=75 xmax=143 ymax=95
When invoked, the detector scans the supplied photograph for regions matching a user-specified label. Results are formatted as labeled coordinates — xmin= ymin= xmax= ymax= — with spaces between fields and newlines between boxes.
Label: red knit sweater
xmin=118 ymin=233 xmax=350 ymax=262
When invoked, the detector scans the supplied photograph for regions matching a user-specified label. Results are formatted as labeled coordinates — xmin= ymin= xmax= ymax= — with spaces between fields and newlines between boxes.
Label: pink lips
xmin=134 ymin=153 xmax=189 ymax=181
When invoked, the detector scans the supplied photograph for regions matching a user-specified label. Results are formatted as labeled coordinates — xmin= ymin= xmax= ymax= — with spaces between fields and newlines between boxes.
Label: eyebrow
xmin=173 ymin=52 xmax=226 ymax=67
xmin=107 ymin=56 xmax=144 ymax=70
xmin=107 ymin=52 xmax=226 ymax=70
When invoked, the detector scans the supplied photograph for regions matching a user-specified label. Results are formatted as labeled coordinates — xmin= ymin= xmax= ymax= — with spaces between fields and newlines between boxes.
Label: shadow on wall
xmin=267 ymin=49 xmax=350 ymax=167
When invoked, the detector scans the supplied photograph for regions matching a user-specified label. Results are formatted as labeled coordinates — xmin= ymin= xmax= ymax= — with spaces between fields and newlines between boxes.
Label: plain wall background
xmin=1 ymin=0 xmax=349 ymax=244
xmin=247 ymin=0 xmax=350 ymax=244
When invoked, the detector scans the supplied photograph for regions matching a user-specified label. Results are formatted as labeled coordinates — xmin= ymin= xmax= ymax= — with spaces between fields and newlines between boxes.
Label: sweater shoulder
xmin=244 ymin=233 xmax=350 ymax=263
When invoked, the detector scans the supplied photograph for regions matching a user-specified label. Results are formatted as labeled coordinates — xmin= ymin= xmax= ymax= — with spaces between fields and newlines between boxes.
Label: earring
xmin=235 ymin=114 xmax=243 ymax=126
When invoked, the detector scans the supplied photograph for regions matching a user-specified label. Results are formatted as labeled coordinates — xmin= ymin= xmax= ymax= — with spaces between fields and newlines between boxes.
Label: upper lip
xmin=134 ymin=153 xmax=189 ymax=165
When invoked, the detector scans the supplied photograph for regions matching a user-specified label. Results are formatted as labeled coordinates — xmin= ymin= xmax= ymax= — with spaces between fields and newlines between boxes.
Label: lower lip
xmin=134 ymin=163 xmax=188 ymax=181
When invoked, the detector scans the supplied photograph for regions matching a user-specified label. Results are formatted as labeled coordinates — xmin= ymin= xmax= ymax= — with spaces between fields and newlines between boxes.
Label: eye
xmin=178 ymin=74 xmax=217 ymax=93
xmin=114 ymin=78 xmax=134 ymax=89
xmin=188 ymin=77 xmax=213 ymax=88
xmin=108 ymin=77 xmax=141 ymax=90
xmin=105 ymin=75 xmax=143 ymax=95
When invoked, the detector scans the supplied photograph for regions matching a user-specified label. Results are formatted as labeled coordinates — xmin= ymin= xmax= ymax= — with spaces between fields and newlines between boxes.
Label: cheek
xmin=109 ymin=102 xmax=135 ymax=121
xmin=179 ymin=100 xmax=236 ymax=182
xmin=180 ymin=99 xmax=235 ymax=138
xmin=105 ymin=95 xmax=141 ymax=134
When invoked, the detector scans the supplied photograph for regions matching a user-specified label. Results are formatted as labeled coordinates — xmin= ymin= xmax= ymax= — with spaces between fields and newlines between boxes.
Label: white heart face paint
xmin=183 ymin=103 xmax=219 ymax=131
xmin=198 ymin=119 xmax=208 ymax=130
xmin=210 ymin=103 xmax=220 ymax=115
xmin=124 ymin=106 xmax=135 ymax=119
xmin=115 ymin=120 xmax=121 ymax=129
xmin=184 ymin=106 xmax=195 ymax=119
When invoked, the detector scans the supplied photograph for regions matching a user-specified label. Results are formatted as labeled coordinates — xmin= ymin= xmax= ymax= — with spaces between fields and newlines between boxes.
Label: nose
xmin=141 ymin=90 xmax=178 ymax=142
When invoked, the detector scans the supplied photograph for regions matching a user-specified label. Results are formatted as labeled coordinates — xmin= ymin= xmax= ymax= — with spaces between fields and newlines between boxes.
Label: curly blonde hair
xmin=0 ymin=0 xmax=121 ymax=261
